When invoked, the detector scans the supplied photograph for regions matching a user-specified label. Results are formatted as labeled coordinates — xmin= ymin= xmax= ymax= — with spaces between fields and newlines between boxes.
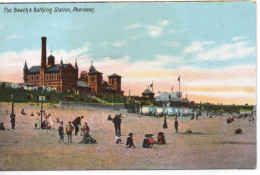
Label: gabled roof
xmin=28 ymin=66 xmax=40 ymax=73
xmin=108 ymin=73 xmax=121 ymax=77
xmin=27 ymin=64 xmax=75 ymax=74
xmin=142 ymin=89 xmax=154 ymax=94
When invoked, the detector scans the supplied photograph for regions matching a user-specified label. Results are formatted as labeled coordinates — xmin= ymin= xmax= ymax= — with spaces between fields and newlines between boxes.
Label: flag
xmin=150 ymin=81 xmax=153 ymax=88
xmin=178 ymin=76 xmax=180 ymax=81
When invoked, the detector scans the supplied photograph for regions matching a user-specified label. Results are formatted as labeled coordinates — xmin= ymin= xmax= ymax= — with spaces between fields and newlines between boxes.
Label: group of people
xmin=57 ymin=116 xmax=96 ymax=144
xmin=108 ymin=113 xmax=171 ymax=149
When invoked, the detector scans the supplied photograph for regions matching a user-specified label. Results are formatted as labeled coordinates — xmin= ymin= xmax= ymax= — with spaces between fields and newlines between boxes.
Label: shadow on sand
xmin=214 ymin=141 xmax=256 ymax=145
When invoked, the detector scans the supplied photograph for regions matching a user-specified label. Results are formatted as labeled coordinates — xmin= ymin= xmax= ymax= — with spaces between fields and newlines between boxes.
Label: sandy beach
xmin=0 ymin=102 xmax=256 ymax=170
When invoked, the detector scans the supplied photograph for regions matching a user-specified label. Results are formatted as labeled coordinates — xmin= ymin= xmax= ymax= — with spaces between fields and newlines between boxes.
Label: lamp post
xmin=39 ymin=96 xmax=45 ymax=129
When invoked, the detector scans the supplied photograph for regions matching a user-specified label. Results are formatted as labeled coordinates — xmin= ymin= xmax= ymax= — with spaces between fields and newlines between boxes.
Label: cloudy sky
xmin=0 ymin=2 xmax=256 ymax=105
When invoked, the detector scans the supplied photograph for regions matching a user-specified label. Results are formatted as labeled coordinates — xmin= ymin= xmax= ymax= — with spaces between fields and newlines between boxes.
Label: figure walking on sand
xmin=113 ymin=114 xmax=122 ymax=136
xmin=174 ymin=118 xmax=179 ymax=133
xmin=72 ymin=116 xmax=84 ymax=136
xmin=66 ymin=121 xmax=74 ymax=143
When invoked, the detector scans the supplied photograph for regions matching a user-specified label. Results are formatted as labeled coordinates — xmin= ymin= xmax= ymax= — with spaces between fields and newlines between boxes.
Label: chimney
xmin=41 ymin=37 xmax=47 ymax=69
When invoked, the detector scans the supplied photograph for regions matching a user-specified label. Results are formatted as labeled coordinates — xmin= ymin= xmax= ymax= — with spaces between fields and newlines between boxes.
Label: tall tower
xmin=108 ymin=73 xmax=122 ymax=94
xmin=23 ymin=60 xmax=28 ymax=82
xmin=87 ymin=62 xmax=103 ymax=94
xmin=40 ymin=37 xmax=47 ymax=86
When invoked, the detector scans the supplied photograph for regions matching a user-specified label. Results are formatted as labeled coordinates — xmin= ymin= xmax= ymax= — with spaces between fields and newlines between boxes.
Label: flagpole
xmin=179 ymin=76 xmax=180 ymax=101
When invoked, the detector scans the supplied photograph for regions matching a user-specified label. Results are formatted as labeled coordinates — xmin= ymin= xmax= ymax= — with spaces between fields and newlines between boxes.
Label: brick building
xmin=78 ymin=62 xmax=124 ymax=96
xmin=23 ymin=37 xmax=78 ymax=92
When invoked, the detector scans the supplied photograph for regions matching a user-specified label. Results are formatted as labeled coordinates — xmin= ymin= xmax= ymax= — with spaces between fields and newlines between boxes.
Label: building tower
xmin=47 ymin=50 xmax=55 ymax=68
xmin=23 ymin=60 xmax=28 ymax=82
xmin=87 ymin=62 xmax=103 ymax=94
xmin=108 ymin=73 xmax=122 ymax=94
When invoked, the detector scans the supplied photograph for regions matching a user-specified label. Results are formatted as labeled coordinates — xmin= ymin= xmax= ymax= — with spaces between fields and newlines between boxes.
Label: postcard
xmin=0 ymin=0 xmax=256 ymax=170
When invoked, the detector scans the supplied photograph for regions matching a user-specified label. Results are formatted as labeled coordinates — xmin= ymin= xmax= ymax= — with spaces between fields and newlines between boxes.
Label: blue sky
xmin=0 ymin=2 xmax=256 ymax=104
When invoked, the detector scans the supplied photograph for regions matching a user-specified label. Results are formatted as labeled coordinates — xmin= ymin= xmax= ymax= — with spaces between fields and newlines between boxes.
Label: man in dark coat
xmin=10 ymin=113 xmax=15 ymax=130
xmin=174 ymin=118 xmax=179 ymax=133
xmin=72 ymin=116 xmax=84 ymax=136
xmin=113 ymin=114 xmax=121 ymax=136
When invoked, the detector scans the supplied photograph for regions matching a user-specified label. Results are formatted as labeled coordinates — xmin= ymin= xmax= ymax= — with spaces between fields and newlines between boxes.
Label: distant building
xmin=78 ymin=63 xmax=124 ymax=96
xmin=23 ymin=37 xmax=78 ymax=93
xmin=155 ymin=91 xmax=189 ymax=107
xmin=141 ymin=89 xmax=155 ymax=100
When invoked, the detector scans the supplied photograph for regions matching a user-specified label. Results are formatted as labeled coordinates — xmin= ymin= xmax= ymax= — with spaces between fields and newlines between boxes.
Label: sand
xmin=0 ymin=102 xmax=256 ymax=170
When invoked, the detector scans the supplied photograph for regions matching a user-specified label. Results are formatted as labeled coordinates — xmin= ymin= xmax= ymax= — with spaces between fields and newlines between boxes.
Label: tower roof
xmin=48 ymin=54 xmax=55 ymax=60
xmin=88 ymin=61 xmax=102 ymax=74
xmin=108 ymin=73 xmax=121 ymax=77
xmin=59 ymin=59 xmax=64 ymax=67
xmin=23 ymin=60 xmax=28 ymax=70
xmin=142 ymin=89 xmax=154 ymax=94
xmin=75 ymin=60 xmax=78 ymax=70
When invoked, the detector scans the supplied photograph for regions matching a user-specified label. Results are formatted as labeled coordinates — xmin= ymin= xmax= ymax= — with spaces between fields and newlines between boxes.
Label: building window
xmin=57 ymin=74 xmax=59 ymax=80
xmin=36 ymin=75 xmax=39 ymax=81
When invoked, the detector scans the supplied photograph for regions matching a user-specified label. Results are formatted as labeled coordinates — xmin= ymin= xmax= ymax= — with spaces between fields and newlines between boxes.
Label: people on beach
xmin=163 ymin=116 xmax=168 ymax=129
xmin=10 ymin=113 xmax=15 ymax=130
xmin=126 ymin=133 xmax=135 ymax=148
xmin=107 ymin=115 xmax=112 ymax=121
xmin=113 ymin=114 xmax=122 ymax=136
xmin=81 ymin=122 xmax=90 ymax=136
xmin=80 ymin=133 xmax=97 ymax=144
xmin=21 ymin=109 xmax=26 ymax=115
xmin=34 ymin=119 xmax=39 ymax=129
xmin=0 ymin=122 xmax=5 ymax=130
xmin=115 ymin=135 xmax=124 ymax=144
xmin=72 ymin=116 xmax=84 ymax=136
xmin=157 ymin=132 xmax=166 ymax=144
xmin=142 ymin=134 xmax=154 ymax=148
xmin=58 ymin=122 xmax=64 ymax=143
xmin=174 ymin=118 xmax=179 ymax=133
xmin=66 ymin=121 xmax=74 ymax=143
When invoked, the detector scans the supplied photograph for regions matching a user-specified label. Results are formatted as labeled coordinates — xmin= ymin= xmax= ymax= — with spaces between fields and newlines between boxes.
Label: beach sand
xmin=0 ymin=102 xmax=256 ymax=170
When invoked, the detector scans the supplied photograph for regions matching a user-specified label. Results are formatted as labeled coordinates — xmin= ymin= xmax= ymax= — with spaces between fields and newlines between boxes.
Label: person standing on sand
xmin=113 ymin=114 xmax=122 ymax=136
xmin=72 ymin=116 xmax=84 ymax=136
xmin=58 ymin=122 xmax=64 ymax=143
xmin=10 ymin=113 xmax=15 ymax=130
xmin=174 ymin=118 xmax=179 ymax=133
xmin=66 ymin=121 xmax=74 ymax=143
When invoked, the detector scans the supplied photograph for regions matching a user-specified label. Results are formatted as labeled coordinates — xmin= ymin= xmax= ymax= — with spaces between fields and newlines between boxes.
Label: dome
xmin=48 ymin=54 xmax=55 ymax=60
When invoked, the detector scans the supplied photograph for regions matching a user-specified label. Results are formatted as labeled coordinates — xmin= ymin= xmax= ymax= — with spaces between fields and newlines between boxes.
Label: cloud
xmin=147 ymin=20 xmax=169 ymax=37
xmin=232 ymin=36 xmax=245 ymax=41
xmin=147 ymin=25 xmax=162 ymax=37
xmin=112 ymin=40 xmax=127 ymax=47
xmin=159 ymin=20 xmax=169 ymax=26
xmin=184 ymin=41 xmax=215 ymax=54
xmin=6 ymin=34 xmax=22 ymax=40
xmin=127 ymin=23 xmax=141 ymax=29
xmin=161 ymin=41 xmax=179 ymax=47
xmin=197 ymin=41 xmax=255 ymax=61
xmin=155 ymin=55 xmax=182 ymax=63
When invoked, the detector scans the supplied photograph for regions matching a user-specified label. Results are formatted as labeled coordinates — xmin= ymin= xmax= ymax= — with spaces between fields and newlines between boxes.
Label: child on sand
xmin=126 ymin=133 xmax=135 ymax=148
xmin=66 ymin=121 xmax=74 ymax=143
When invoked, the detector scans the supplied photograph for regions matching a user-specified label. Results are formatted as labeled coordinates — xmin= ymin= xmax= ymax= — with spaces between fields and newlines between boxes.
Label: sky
xmin=0 ymin=2 xmax=256 ymax=105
